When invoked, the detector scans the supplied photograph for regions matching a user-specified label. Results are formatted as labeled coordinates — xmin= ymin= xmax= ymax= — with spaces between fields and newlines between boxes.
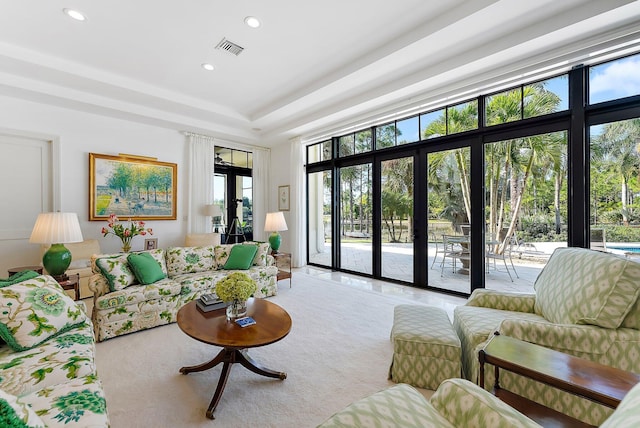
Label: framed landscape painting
xmin=89 ymin=153 xmax=177 ymax=221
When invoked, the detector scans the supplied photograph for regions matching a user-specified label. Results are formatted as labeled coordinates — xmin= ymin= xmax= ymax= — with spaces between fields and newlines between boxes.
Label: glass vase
xmin=226 ymin=299 xmax=247 ymax=320
xmin=121 ymin=242 xmax=131 ymax=253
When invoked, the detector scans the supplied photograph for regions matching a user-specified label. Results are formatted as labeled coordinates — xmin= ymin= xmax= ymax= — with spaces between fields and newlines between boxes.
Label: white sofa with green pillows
xmin=453 ymin=247 xmax=640 ymax=426
xmin=88 ymin=241 xmax=278 ymax=342
xmin=0 ymin=272 xmax=110 ymax=427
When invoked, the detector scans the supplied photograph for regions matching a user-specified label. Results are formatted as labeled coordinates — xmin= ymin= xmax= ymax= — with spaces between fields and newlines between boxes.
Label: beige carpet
xmin=95 ymin=272 xmax=433 ymax=427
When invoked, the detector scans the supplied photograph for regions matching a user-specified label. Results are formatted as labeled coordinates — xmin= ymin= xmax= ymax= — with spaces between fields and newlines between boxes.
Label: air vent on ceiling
xmin=215 ymin=38 xmax=244 ymax=56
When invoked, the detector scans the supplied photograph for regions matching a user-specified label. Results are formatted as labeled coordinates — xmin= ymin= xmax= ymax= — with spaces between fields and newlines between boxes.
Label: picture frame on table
xmin=278 ymin=185 xmax=290 ymax=211
xmin=89 ymin=152 xmax=177 ymax=221
xmin=145 ymin=238 xmax=158 ymax=250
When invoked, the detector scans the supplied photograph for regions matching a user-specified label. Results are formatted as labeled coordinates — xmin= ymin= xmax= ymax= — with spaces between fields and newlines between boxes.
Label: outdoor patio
xmin=309 ymin=241 xmax=570 ymax=295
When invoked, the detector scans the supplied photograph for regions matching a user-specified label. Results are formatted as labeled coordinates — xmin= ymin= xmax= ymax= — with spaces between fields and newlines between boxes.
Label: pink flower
xmin=147 ymin=228 xmax=153 ymax=235
xmin=139 ymin=221 xmax=145 ymax=227
xmin=140 ymin=231 xmax=147 ymax=236
xmin=101 ymin=227 xmax=107 ymax=234
xmin=124 ymin=230 xmax=131 ymax=237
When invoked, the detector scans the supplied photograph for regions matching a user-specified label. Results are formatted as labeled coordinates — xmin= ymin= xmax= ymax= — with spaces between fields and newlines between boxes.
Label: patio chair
xmin=440 ymin=235 xmax=468 ymax=276
xmin=429 ymin=233 xmax=446 ymax=269
xmin=590 ymin=228 xmax=607 ymax=252
xmin=485 ymin=233 xmax=518 ymax=281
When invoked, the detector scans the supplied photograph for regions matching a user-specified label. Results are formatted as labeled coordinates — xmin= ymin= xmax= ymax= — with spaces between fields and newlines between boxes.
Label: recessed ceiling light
xmin=63 ymin=8 xmax=87 ymax=21
xmin=244 ymin=16 xmax=261 ymax=28
xmin=201 ymin=63 xmax=215 ymax=71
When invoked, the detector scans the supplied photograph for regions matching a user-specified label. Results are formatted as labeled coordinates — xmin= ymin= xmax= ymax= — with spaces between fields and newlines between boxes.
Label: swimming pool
xmin=608 ymin=245 xmax=640 ymax=253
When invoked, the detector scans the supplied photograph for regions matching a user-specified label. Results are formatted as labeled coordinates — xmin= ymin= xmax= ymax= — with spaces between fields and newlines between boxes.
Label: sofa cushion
xmin=95 ymin=254 xmax=137 ymax=291
xmin=127 ymin=252 xmax=166 ymax=284
xmin=243 ymin=241 xmax=271 ymax=266
xmin=0 ymin=275 xmax=88 ymax=352
xmin=224 ymin=244 xmax=258 ymax=270
xmin=0 ymin=389 xmax=45 ymax=428
xmin=165 ymin=246 xmax=215 ymax=277
xmin=19 ymin=375 xmax=109 ymax=427
xmin=140 ymin=248 xmax=168 ymax=275
xmin=534 ymin=248 xmax=640 ymax=328
xmin=0 ymin=322 xmax=96 ymax=396
xmin=94 ymin=278 xmax=182 ymax=310
xmin=213 ymin=244 xmax=234 ymax=269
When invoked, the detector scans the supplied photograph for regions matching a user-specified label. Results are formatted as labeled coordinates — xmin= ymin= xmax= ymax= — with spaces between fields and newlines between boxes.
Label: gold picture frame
xmin=278 ymin=185 xmax=290 ymax=211
xmin=89 ymin=153 xmax=177 ymax=221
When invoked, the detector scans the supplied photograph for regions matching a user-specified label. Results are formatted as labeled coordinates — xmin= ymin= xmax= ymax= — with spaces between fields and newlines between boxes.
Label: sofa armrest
xmin=466 ymin=289 xmax=536 ymax=313
xmin=431 ymin=378 xmax=541 ymax=427
xmin=496 ymin=318 xmax=613 ymax=356
xmin=88 ymin=273 xmax=110 ymax=298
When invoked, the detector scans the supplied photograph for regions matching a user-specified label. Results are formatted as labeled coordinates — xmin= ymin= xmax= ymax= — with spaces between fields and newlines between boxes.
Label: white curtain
xmin=289 ymin=137 xmax=306 ymax=267
xmin=252 ymin=148 xmax=270 ymax=242
xmin=186 ymin=133 xmax=215 ymax=234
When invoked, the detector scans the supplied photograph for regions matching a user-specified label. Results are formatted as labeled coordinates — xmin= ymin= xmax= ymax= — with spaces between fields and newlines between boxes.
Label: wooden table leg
xmin=179 ymin=348 xmax=228 ymax=374
xmin=206 ymin=361 xmax=232 ymax=419
xmin=237 ymin=349 xmax=287 ymax=380
xmin=180 ymin=348 xmax=286 ymax=419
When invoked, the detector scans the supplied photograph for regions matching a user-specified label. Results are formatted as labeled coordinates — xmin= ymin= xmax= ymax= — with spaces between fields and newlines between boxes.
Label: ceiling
xmin=1 ymin=1 xmax=640 ymax=148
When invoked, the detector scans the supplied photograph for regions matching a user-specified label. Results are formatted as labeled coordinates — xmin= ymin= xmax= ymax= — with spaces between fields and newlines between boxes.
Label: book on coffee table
xmin=196 ymin=298 xmax=227 ymax=313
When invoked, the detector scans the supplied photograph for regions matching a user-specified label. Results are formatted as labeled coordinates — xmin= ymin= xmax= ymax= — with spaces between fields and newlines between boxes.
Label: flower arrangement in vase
xmin=215 ymin=272 xmax=257 ymax=320
xmin=101 ymin=213 xmax=153 ymax=253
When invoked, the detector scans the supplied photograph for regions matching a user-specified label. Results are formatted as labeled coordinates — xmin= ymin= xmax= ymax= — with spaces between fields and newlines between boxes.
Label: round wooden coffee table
xmin=177 ymin=298 xmax=292 ymax=419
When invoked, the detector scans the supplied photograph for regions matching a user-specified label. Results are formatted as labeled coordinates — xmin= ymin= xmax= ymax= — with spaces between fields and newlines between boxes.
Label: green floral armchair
xmin=453 ymin=247 xmax=640 ymax=426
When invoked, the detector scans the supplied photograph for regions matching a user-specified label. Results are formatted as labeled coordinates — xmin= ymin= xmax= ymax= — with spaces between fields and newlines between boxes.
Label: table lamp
xmin=29 ymin=212 xmax=83 ymax=280
xmin=264 ymin=211 xmax=288 ymax=253
xmin=203 ymin=204 xmax=223 ymax=232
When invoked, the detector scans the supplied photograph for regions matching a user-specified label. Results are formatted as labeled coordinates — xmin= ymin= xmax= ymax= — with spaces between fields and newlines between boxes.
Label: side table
xmin=56 ymin=273 xmax=81 ymax=301
xmin=479 ymin=333 xmax=640 ymax=427
xmin=272 ymin=252 xmax=292 ymax=287
xmin=7 ymin=265 xmax=43 ymax=276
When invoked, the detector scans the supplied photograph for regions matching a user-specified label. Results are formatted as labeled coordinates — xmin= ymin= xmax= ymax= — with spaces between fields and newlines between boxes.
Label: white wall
xmin=0 ymin=95 xmax=189 ymax=276
xmin=268 ymin=141 xmax=293 ymax=255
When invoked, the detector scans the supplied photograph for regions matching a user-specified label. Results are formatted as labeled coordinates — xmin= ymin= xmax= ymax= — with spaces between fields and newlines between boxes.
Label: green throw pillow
xmin=95 ymin=254 xmax=137 ymax=291
xmin=224 ymin=245 xmax=258 ymax=270
xmin=127 ymin=252 xmax=166 ymax=285
xmin=0 ymin=275 xmax=87 ymax=352
xmin=0 ymin=271 xmax=40 ymax=288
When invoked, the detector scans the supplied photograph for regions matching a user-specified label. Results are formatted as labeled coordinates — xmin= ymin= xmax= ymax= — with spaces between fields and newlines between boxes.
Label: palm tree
xmin=595 ymin=119 xmax=640 ymax=225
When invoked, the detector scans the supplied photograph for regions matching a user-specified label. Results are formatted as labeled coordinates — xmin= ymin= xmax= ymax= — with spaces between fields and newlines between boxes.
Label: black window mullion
xmin=568 ymin=65 xmax=588 ymax=248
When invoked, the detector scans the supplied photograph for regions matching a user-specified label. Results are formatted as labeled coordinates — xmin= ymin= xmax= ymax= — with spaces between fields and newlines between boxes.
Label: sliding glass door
xmin=381 ymin=156 xmax=414 ymax=282
xmin=339 ymin=163 xmax=372 ymax=274
xmin=426 ymin=148 xmax=471 ymax=294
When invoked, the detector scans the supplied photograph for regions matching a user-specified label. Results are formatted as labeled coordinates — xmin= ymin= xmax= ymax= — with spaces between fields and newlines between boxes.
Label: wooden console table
xmin=479 ymin=334 xmax=640 ymax=428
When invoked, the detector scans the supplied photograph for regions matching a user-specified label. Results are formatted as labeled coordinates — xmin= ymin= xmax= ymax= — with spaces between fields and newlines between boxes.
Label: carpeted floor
xmin=95 ymin=272 xmax=436 ymax=427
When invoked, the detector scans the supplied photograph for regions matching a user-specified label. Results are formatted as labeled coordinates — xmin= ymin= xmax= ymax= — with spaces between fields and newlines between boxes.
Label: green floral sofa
xmin=0 ymin=273 xmax=109 ymax=427
xmin=88 ymin=242 xmax=278 ymax=342
xmin=318 ymin=377 xmax=640 ymax=428
xmin=453 ymin=247 xmax=640 ymax=426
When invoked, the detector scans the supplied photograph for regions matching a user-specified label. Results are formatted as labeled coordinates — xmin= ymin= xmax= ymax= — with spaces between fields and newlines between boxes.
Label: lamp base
xmin=268 ymin=232 xmax=282 ymax=253
xmin=42 ymin=243 xmax=72 ymax=277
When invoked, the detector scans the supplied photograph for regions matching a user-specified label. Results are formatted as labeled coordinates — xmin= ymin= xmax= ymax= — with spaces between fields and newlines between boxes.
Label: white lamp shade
xmin=29 ymin=212 xmax=84 ymax=244
xmin=264 ymin=211 xmax=288 ymax=232
xmin=203 ymin=204 xmax=222 ymax=217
